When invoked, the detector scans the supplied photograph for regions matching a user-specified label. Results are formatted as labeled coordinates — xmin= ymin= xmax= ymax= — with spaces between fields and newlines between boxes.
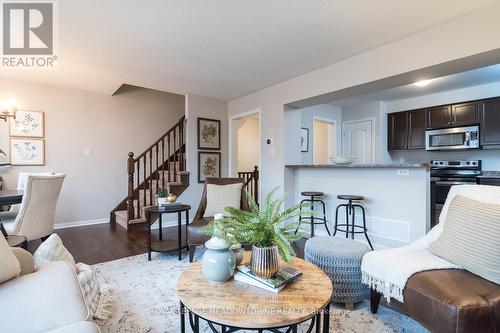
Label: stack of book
xmin=233 ymin=264 xmax=302 ymax=293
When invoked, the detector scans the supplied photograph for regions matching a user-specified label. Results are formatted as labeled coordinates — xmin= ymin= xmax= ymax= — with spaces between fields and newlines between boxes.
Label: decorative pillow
xmin=33 ymin=233 xmax=75 ymax=270
xmin=0 ymin=234 xmax=21 ymax=284
xmin=204 ymin=183 xmax=243 ymax=217
xmin=76 ymin=263 xmax=111 ymax=319
xmin=430 ymin=195 xmax=500 ymax=284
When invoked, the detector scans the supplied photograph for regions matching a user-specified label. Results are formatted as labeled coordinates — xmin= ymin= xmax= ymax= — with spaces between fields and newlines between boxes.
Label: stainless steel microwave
xmin=425 ymin=125 xmax=479 ymax=151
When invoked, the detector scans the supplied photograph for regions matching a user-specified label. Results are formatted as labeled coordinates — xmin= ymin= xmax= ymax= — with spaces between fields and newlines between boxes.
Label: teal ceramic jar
xmin=202 ymin=237 xmax=236 ymax=283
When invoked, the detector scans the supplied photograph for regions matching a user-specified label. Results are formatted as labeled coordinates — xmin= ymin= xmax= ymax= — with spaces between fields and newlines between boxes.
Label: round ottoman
xmin=304 ymin=237 xmax=370 ymax=309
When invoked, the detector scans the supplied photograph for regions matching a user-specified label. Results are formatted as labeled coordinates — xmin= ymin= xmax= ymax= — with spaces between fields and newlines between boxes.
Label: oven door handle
xmin=434 ymin=181 xmax=476 ymax=186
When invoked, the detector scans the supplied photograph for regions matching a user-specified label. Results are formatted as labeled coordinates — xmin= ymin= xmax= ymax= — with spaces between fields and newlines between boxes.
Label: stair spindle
xmin=127 ymin=152 xmax=135 ymax=221
xmin=161 ymin=138 xmax=165 ymax=189
xmin=137 ymin=161 xmax=140 ymax=218
xmin=155 ymin=144 xmax=159 ymax=194
xmin=173 ymin=128 xmax=177 ymax=181
xmin=167 ymin=134 xmax=171 ymax=183
xmin=149 ymin=150 xmax=153 ymax=207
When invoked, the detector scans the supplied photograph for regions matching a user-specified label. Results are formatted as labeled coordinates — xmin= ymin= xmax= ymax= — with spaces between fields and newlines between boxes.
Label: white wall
xmin=0 ymin=80 xmax=185 ymax=226
xmin=385 ymin=81 xmax=500 ymax=170
xmin=182 ymin=93 xmax=228 ymax=211
xmin=228 ymin=1 xmax=500 ymax=199
xmin=285 ymin=104 xmax=342 ymax=164
xmin=237 ymin=117 xmax=259 ymax=172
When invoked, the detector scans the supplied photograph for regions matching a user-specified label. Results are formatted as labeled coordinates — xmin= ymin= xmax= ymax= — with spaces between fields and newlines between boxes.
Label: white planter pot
xmin=157 ymin=197 xmax=168 ymax=206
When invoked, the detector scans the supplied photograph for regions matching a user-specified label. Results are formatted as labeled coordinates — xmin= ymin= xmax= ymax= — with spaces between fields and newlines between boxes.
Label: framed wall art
xmin=9 ymin=110 xmax=45 ymax=138
xmin=301 ymin=127 xmax=309 ymax=152
xmin=198 ymin=117 xmax=221 ymax=150
xmin=10 ymin=138 xmax=45 ymax=166
xmin=198 ymin=151 xmax=221 ymax=183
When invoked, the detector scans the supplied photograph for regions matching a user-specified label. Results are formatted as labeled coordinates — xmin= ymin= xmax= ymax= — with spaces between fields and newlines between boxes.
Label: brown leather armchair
xmin=371 ymin=269 xmax=500 ymax=333
xmin=187 ymin=178 xmax=249 ymax=262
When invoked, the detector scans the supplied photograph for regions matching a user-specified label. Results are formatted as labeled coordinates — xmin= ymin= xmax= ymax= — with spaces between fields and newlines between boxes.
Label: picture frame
xmin=301 ymin=128 xmax=309 ymax=152
xmin=198 ymin=117 xmax=221 ymax=150
xmin=9 ymin=110 xmax=45 ymax=138
xmin=9 ymin=138 xmax=45 ymax=166
xmin=198 ymin=151 xmax=221 ymax=183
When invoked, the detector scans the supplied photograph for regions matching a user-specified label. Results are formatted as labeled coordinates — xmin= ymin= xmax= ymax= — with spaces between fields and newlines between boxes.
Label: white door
xmin=342 ymin=120 xmax=373 ymax=164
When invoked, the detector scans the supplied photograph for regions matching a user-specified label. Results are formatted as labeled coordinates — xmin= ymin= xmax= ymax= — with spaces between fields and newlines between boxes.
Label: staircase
xmin=111 ymin=116 xmax=189 ymax=230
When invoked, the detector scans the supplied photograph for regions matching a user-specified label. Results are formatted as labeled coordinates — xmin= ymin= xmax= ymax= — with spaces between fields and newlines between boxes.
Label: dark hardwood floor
xmin=27 ymin=223 xmax=307 ymax=265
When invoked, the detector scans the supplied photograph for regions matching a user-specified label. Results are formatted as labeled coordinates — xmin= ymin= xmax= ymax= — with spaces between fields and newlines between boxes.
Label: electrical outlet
xmin=397 ymin=169 xmax=410 ymax=176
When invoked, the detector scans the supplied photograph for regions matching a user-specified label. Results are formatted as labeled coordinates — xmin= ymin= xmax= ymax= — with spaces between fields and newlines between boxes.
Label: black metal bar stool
xmin=296 ymin=191 xmax=331 ymax=237
xmin=334 ymin=195 xmax=373 ymax=250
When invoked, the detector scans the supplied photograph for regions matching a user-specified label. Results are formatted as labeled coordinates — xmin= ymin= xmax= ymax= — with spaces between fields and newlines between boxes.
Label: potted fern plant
xmin=156 ymin=187 xmax=168 ymax=206
xmin=203 ymin=188 xmax=308 ymax=278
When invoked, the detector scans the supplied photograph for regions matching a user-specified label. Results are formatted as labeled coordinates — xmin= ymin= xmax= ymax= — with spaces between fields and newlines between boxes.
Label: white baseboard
xmin=54 ymin=218 xmax=109 ymax=229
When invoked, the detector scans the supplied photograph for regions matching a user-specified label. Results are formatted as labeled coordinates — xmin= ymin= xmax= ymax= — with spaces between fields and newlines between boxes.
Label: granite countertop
xmin=285 ymin=163 xmax=430 ymax=169
xmin=478 ymin=171 xmax=500 ymax=179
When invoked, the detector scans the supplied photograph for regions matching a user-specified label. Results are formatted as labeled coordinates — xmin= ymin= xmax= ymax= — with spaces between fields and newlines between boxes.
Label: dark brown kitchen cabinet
xmin=388 ymin=111 xmax=408 ymax=151
xmin=480 ymin=97 xmax=500 ymax=148
xmin=407 ymin=109 xmax=426 ymax=149
xmin=452 ymin=101 xmax=478 ymax=126
xmin=426 ymin=105 xmax=451 ymax=128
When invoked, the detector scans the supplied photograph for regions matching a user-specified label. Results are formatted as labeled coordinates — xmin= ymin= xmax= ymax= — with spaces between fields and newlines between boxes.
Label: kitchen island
xmin=284 ymin=163 xmax=430 ymax=249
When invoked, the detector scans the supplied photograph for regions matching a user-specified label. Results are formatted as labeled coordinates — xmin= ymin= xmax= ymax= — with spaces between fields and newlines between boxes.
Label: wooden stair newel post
xmin=127 ymin=152 xmax=135 ymax=221
xmin=253 ymin=165 xmax=259 ymax=204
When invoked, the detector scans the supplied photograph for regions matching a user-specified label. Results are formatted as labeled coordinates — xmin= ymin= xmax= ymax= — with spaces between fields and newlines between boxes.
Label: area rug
xmin=91 ymin=252 xmax=429 ymax=333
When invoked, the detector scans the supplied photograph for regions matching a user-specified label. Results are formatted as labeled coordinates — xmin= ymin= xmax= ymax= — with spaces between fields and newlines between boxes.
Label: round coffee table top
xmin=176 ymin=252 xmax=332 ymax=329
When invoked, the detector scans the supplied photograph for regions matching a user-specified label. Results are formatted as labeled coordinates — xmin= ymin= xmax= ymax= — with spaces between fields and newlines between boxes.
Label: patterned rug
xmin=91 ymin=252 xmax=429 ymax=333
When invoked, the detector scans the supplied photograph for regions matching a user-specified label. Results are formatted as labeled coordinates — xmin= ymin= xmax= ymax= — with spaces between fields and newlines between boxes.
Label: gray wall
xmin=0 ymin=80 xmax=185 ymax=226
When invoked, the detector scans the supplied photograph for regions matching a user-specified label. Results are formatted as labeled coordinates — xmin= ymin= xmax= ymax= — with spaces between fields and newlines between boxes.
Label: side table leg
xmin=180 ymin=302 xmax=185 ymax=333
xmin=316 ymin=312 xmax=321 ymax=333
xmin=185 ymin=209 xmax=189 ymax=248
xmin=159 ymin=213 xmax=163 ymax=240
xmin=322 ymin=301 xmax=330 ymax=333
xmin=178 ymin=211 xmax=182 ymax=261
xmin=147 ymin=211 xmax=152 ymax=261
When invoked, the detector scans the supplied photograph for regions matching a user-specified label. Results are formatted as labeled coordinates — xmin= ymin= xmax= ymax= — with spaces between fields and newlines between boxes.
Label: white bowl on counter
xmin=329 ymin=156 xmax=355 ymax=165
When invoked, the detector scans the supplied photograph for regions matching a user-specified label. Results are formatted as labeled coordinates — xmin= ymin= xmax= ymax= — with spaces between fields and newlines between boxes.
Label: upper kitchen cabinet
xmin=426 ymin=102 xmax=479 ymax=129
xmin=388 ymin=111 xmax=408 ymax=151
xmin=452 ymin=101 xmax=479 ymax=126
xmin=480 ymin=97 xmax=500 ymax=148
xmin=426 ymin=105 xmax=451 ymax=128
xmin=407 ymin=109 xmax=426 ymax=149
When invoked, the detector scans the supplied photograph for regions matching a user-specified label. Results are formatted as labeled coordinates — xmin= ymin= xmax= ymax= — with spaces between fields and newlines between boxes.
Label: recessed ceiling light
xmin=414 ymin=79 xmax=433 ymax=87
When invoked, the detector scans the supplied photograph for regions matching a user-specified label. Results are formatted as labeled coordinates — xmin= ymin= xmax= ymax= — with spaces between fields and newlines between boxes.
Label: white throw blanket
xmin=361 ymin=222 xmax=460 ymax=302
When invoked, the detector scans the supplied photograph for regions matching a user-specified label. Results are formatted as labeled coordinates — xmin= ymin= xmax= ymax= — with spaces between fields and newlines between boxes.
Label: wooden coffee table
xmin=177 ymin=252 xmax=333 ymax=333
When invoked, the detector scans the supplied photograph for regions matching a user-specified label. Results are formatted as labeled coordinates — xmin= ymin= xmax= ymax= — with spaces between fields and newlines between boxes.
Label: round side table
xmin=144 ymin=204 xmax=191 ymax=261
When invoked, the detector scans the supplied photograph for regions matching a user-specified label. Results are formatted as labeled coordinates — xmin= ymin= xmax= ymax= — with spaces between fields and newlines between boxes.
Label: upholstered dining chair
xmin=187 ymin=177 xmax=249 ymax=262
xmin=2 ymin=174 xmax=65 ymax=241
xmin=0 ymin=172 xmax=55 ymax=220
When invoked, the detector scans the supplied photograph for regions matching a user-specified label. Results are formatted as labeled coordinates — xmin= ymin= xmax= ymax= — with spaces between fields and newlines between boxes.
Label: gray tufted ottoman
xmin=305 ymin=236 xmax=371 ymax=309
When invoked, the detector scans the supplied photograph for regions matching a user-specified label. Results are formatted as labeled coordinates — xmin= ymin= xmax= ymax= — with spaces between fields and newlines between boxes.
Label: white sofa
xmin=0 ymin=247 xmax=99 ymax=333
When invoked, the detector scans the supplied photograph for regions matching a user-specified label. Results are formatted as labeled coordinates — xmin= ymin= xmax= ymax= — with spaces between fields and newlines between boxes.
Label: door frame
xmin=312 ymin=115 xmax=337 ymax=164
xmin=341 ymin=117 xmax=376 ymax=163
xmin=228 ymin=108 xmax=262 ymax=199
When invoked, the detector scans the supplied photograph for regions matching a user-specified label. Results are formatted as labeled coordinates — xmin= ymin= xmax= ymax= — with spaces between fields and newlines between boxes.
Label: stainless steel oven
xmin=425 ymin=125 xmax=479 ymax=151
xmin=430 ymin=160 xmax=481 ymax=227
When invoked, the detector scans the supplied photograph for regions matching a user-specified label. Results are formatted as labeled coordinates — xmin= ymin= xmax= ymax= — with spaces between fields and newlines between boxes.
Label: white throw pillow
xmin=0 ymin=234 xmax=21 ymax=284
xmin=204 ymin=183 xmax=243 ymax=217
xmin=33 ymin=234 xmax=75 ymax=270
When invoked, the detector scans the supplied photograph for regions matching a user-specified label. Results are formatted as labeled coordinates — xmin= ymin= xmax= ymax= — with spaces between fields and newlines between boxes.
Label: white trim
xmin=341 ymin=117 xmax=376 ymax=164
xmin=228 ymin=108 xmax=262 ymax=201
xmin=54 ymin=218 xmax=109 ymax=229
xmin=312 ymin=115 xmax=337 ymax=164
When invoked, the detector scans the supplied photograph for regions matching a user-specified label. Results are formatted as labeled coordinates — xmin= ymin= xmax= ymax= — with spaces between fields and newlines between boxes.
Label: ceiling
xmin=0 ymin=0 xmax=497 ymax=100
xmin=327 ymin=64 xmax=500 ymax=107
